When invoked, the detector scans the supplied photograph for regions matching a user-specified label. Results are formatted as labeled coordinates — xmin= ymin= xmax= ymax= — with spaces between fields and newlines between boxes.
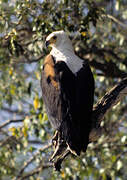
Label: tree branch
xmin=90 ymin=78 xmax=127 ymax=141
xmin=106 ymin=14 xmax=127 ymax=29
xmin=15 ymin=141 xmax=52 ymax=180
xmin=18 ymin=54 xmax=44 ymax=64
xmin=76 ymin=46 xmax=127 ymax=78
xmin=0 ymin=119 xmax=23 ymax=130
xmin=20 ymin=163 xmax=52 ymax=180
xmin=90 ymin=59 xmax=127 ymax=78
xmin=2 ymin=107 xmax=29 ymax=116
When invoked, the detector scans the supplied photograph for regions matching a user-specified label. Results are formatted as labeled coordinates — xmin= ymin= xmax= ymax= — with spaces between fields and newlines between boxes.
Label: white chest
xmin=50 ymin=48 xmax=83 ymax=74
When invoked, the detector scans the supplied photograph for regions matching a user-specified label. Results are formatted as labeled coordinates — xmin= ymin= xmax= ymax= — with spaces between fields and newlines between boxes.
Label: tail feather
xmin=59 ymin=118 xmax=90 ymax=155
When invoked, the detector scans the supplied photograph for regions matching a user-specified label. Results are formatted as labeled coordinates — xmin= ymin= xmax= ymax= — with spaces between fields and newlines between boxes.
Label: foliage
xmin=0 ymin=0 xmax=127 ymax=179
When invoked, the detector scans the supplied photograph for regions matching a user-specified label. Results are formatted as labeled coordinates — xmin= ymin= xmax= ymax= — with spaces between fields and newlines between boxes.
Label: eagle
xmin=41 ymin=30 xmax=94 ymax=156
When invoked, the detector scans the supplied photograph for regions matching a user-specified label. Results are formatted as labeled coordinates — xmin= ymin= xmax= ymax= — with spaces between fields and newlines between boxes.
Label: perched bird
xmin=41 ymin=30 xmax=94 ymax=156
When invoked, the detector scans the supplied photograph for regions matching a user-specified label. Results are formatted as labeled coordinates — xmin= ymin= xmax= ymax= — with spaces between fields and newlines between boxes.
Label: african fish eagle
xmin=41 ymin=30 xmax=94 ymax=156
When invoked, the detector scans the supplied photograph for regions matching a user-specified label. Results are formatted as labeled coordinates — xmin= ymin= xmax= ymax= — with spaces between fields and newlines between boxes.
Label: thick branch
xmin=93 ymin=78 xmax=127 ymax=125
xmin=89 ymin=78 xmax=127 ymax=141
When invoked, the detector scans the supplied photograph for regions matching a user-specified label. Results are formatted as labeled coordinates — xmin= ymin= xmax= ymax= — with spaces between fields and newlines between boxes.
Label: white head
xmin=45 ymin=30 xmax=73 ymax=50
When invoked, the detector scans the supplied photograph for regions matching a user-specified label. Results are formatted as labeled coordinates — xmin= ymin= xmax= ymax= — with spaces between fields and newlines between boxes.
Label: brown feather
xmin=43 ymin=54 xmax=59 ymax=90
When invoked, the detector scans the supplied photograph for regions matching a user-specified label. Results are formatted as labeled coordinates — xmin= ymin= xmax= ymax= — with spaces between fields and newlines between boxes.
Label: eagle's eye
xmin=53 ymin=36 xmax=57 ymax=40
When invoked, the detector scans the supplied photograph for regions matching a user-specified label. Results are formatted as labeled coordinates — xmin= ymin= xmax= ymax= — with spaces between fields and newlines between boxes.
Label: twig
xmin=15 ymin=141 xmax=52 ymax=180
xmin=106 ymin=14 xmax=127 ymax=28
xmin=17 ymin=54 xmax=44 ymax=64
xmin=20 ymin=163 xmax=52 ymax=180
xmin=0 ymin=119 xmax=23 ymax=130
xmin=28 ymin=140 xmax=43 ymax=145
xmin=0 ymin=136 xmax=20 ymax=147
xmin=2 ymin=107 xmax=29 ymax=116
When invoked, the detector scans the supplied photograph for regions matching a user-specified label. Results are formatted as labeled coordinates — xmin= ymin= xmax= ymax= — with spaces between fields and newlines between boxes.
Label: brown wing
xmin=43 ymin=54 xmax=59 ymax=90
xmin=41 ymin=54 xmax=62 ymax=129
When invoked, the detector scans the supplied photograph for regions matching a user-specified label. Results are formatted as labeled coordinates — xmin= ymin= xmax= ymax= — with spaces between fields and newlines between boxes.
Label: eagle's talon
xmin=49 ymin=139 xmax=67 ymax=163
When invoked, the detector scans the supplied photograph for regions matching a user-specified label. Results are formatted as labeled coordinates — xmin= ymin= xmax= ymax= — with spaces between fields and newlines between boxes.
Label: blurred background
xmin=0 ymin=0 xmax=127 ymax=179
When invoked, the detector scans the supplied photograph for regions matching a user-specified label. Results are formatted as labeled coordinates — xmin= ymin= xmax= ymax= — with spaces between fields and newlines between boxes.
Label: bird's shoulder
xmin=42 ymin=54 xmax=59 ymax=90
xmin=44 ymin=54 xmax=55 ymax=66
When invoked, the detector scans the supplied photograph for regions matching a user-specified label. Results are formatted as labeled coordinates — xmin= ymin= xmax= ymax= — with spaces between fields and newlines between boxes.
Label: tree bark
xmin=89 ymin=77 xmax=127 ymax=141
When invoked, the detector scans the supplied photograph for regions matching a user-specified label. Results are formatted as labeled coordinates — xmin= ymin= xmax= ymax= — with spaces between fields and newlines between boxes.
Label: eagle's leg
xmin=52 ymin=130 xmax=59 ymax=148
xmin=49 ymin=134 xmax=67 ymax=162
